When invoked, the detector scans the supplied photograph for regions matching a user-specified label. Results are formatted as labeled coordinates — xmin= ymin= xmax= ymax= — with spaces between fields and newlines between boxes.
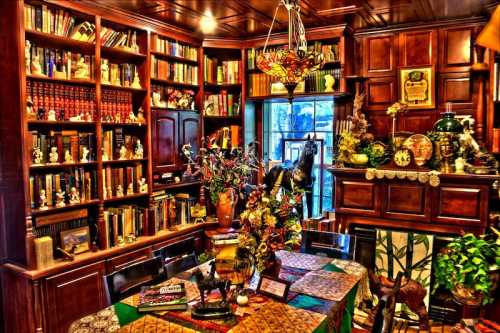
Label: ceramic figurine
xmin=134 ymin=140 xmax=144 ymax=159
xmin=85 ymin=112 xmax=93 ymax=122
xmin=55 ymin=190 xmax=65 ymax=207
xmin=32 ymin=146 xmax=43 ymax=165
xmin=119 ymin=145 xmax=127 ymax=160
xmin=31 ymin=55 xmax=44 ymax=76
xmin=116 ymin=185 xmax=124 ymax=197
xmin=136 ymin=107 xmax=145 ymax=124
xmin=128 ymin=110 xmax=137 ymax=123
xmin=39 ymin=189 xmax=48 ymax=210
xmin=139 ymin=178 xmax=147 ymax=193
xmin=49 ymin=147 xmax=59 ymax=164
xmin=64 ymin=150 xmax=74 ymax=163
xmin=80 ymin=147 xmax=89 ymax=163
xmin=127 ymin=183 xmax=134 ymax=195
xmin=26 ymin=96 xmax=35 ymax=119
xmin=101 ymin=59 xmax=110 ymax=84
xmin=69 ymin=114 xmax=81 ymax=122
xmin=115 ymin=112 xmax=121 ymax=123
xmin=25 ymin=40 xmax=31 ymax=74
xmin=74 ymin=57 xmax=89 ymax=79
xmin=131 ymin=72 xmax=142 ymax=89
xmin=47 ymin=110 xmax=57 ymax=121
xmin=236 ymin=290 xmax=249 ymax=306
xmin=324 ymin=74 xmax=335 ymax=92
xmin=69 ymin=187 xmax=80 ymax=204
xmin=152 ymin=91 xmax=166 ymax=107
xmin=455 ymin=157 xmax=465 ymax=174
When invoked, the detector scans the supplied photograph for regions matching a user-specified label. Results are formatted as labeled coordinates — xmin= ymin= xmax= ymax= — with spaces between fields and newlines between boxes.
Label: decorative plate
xmin=403 ymin=134 xmax=433 ymax=166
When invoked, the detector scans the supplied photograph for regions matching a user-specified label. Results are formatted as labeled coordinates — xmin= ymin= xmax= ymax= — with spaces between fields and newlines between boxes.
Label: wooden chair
xmin=103 ymin=256 xmax=166 ymax=305
xmin=153 ymin=237 xmax=199 ymax=278
xmin=371 ymin=272 xmax=403 ymax=333
xmin=301 ymin=230 xmax=357 ymax=260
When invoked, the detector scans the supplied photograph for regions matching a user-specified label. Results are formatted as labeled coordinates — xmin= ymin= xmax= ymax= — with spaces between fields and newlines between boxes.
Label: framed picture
xmin=270 ymin=81 xmax=305 ymax=95
xmin=257 ymin=275 xmax=291 ymax=302
xmin=60 ymin=226 xmax=90 ymax=254
xmin=398 ymin=65 xmax=435 ymax=109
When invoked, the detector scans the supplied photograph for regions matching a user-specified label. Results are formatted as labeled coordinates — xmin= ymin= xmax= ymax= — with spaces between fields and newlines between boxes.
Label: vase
xmin=216 ymin=188 xmax=238 ymax=232
xmin=261 ymin=253 xmax=282 ymax=279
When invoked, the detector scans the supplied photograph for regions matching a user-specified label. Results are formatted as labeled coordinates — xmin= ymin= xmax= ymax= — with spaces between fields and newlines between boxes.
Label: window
xmin=263 ymin=100 xmax=335 ymax=217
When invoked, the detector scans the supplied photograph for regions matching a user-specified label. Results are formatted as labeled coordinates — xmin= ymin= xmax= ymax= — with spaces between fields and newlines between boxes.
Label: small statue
xmin=116 ymin=185 xmax=124 ymax=197
xmin=58 ymin=110 xmax=65 ymax=121
xmin=74 ymin=57 xmax=89 ymax=79
xmin=115 ymin=112 xmax=121 ymax=123
xmin=49 ymin=147 xmax=59 ymax=164
xmin=128 ymin=110 xmax=137 ymax=123
xmin=69 ymin=187 xmax=80 ymax=204
xmin=25 ymin=40 xmax=31 ymax=74
xmin=47 ymin=110 xmax=57 ymax=121
xmin=192 ymin=261 xmax=231 ymax=319
xmin=131 ymin=72 xmax=142 ymax=89
xmin=80 ymin=147 xmax=89 ymax=163
xmin=134 ymin=140 xmax=144 ymax=159
xmin=101 ymin=59 xmax=110 ymax=84
xmin=32 ymin=146 xmax=43 ymax=165
xmin=136 ymin=107 xmax=146 ymax=124
xmin=85 ymin=112 xmax=93 ymax=122
xmin=119 ymin=145 xmax=127 ymax=160
xmin=26 ymin=96 xmax=36 ymax=119
xmin=152 ymin=91 xmax=166 ymax=108
xmin=69 ymin=114 xmax=82 ymax=122
xmin=31 ymin=55 xmax=44 ymax=76
xmin=324 ymin=74 xmax=335 ymax=92
xmin=55 ymin=191 xmax=66 ymax=207
xmin=39 ymin=189 xmax=48 ymax=210
xmin=64 ymin=150 xmax=74 ymax=164
xmin=455 ymin=157 xmax=465 ymax=174
xmin=139 ymin=178 xmax=148 ymax=193
xmin=127 ymin=183 xmax=134 ymax=195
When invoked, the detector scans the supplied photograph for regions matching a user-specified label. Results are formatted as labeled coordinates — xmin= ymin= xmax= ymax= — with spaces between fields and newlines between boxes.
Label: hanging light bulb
xmin=257 ymin=0 xmax=324 ymax=103
xmin=200 ymin=10 xmax=217 ymax=34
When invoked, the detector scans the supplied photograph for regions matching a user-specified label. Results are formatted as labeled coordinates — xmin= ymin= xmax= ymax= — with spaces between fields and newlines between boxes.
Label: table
xmin=69 ymin=251 xmax=365 ymax=333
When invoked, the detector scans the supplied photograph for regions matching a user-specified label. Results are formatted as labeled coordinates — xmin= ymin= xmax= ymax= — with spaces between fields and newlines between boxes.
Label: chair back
xmin=153 ymin=237 xmax=198 ymax=278
xmin=103 ymin=256 xmax=165 ymax=305
xmin=301 ymin=230 xmax=356 ymax=260
xmin=371 ymin=272 xmax=403 ymax=333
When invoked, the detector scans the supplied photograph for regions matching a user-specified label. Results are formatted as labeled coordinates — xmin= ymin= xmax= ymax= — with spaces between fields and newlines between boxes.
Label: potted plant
xmin=433 ymin=231 xmax=499 ymax=306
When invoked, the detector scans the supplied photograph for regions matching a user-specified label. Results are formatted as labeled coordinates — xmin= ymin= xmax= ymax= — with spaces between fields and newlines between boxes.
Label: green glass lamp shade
xmin=433 ymin=112 xmax=463 ymax=133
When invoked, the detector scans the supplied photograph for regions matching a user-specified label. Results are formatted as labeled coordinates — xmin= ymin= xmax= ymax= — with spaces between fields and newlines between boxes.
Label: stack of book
xmin=100 ymin=27 xmax=138 ymax=50
xmin=103 ymin=205 xmax=148 ymax=248
xmin=26 ymin=43 xmax=96 ymax=80
xmin=27 ymin=81 xmax=96 ymax=121
xmin=203 ymin=91 xmax=240 ymax=116
xmin=29 ymin=130 xmax=96 ymax=165
xmin=101 ymin=89 xmax=133 ymax=123
xmin=151 ymin=191 xmax=198 ymax=233
xmin=24 ymin=3 xmax=96 ymax=41
xmin=207 ymin=126 xmax=242 ymax=149
xmin=203 ymin=56 xmax=241 ymax=84
xmin=29 ymin=168 xmax=97 ymax=209
xmin=150 ymin=56 xmax=198 ymax=85
xmin=248 ymin=73 xmax=272 ymax=97
xmin=304 ymin=68 xmax=341 ymax=93
xmin=102 ymin=127 xmax=143 ymax=161
xmin=153 ymin=35 xmax=198 ymax=61
xmin=102 ymin=165 xmax=144 ymax=199
xmin=138 ymin=283 xmax=188 ymax=312
xmin=101 ymin=60 xmax=140 ymax=88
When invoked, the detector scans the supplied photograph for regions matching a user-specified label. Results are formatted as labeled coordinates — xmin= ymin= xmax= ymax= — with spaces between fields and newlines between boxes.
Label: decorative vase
xmin=261 ymin=253 xmax=282 ymax=279
xmin=216 ymin=188 xmax=238 ymax=232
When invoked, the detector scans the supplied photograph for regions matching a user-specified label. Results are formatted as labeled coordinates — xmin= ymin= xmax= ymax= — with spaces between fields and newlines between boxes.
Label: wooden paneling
xmin=433 ymin=185 xmax=487 ymax=225
xmin=383 ymin=183 xmax=430 ymax=221
xmin=43 ymin=261 xmax=107 ymax=333
xmin=336 ymin=179 xmax=380 ymax=216
xmin=105 ymin=246 xmax=152 ymax=273
xmin=439 ymin=27 xmax=474 ymax=72
xmin=398 ymin=111 xmax=438 ymax=134
xmin=398 ymin=30 xmax=437 ymax=66
xmin=368 ymin=113 xmax=392 ymax=139
xmin=366 ymin=77 xmax=396 ymax=110
xmin=152 ymin=111 xmax=178 ymax=174
xmin=438 ymin=72 xmax=473 ymax=110
xmin=363 ymin=35 xmax=397 ymax=76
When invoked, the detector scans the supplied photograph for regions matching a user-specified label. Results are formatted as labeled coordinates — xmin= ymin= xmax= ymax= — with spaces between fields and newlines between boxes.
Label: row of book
xmin=493 ymin=61 xmax=500 ymax=102
xmin=247 ymin=73 xmax=273 ymax=97
xmin=29 ymin=169 xmax=98 ymax=209
xmin=203 ymin=57 xmax=241 ymax=84
xmin=304 ymin=68 xmax=341 ymax=93
xmin=27 ymin=43 xmax=96 ymax=80
xmin=102 ymin=165 xmax=145 ymax=200
xmin=207 ymin=126 xmax=242 ymax=149
xmin=151 ymin=55 xmax=198 ymax=85
xmin=102 ymin=205 xmax=148 ymax=249
xmin=101 ymin=89 xmax=133 ymax=123
xmin=24 ymin=3 xmax=95 ymax=41
xmin=100 ymin=27 xmax=139 ymax=50
xmin=102 ymin=128 xmax=143 ymax=161
xmin=101 ymin=60 xmax=140 ymax=88
xmin=152 ymin=35 xmax=197 ymax=61
xmin=151 ymin=192 xmax=199 ymax=233
xmin=27 ymin=81 xmax=96 ymax=121
xmin=204 ymin=92 xmax=240 ymax=116
xmin=29 ymin=130 xmax=96 ymax=165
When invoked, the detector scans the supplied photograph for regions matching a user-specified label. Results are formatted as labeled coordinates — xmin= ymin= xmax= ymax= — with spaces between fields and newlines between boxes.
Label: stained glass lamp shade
xmin=257 ymin=0 xmax=324 ymax=102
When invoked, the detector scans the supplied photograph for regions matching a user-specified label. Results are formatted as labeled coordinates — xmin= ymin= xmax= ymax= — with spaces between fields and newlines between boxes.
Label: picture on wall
xmin=398 ymin=65 xmax=435 ymax=109
xmin=60 ymin=226 xmax=90 ymax=254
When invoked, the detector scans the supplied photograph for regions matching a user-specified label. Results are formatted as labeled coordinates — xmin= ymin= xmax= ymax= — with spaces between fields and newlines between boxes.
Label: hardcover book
xmin=137 ymin=283 xmax=188 ymax=312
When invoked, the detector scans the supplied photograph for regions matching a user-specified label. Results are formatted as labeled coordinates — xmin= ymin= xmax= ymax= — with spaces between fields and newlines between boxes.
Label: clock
xmin=393 ymin=148 xmax=412 ymax=168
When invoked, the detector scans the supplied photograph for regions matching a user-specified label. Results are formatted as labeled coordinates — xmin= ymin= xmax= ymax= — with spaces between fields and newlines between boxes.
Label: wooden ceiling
xmin=94 ymin=0 xmax=499 ymax=37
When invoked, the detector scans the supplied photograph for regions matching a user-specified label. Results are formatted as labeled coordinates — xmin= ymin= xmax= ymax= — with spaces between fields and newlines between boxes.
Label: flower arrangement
xmin=166 ymin=87 xmax=195 ymax=110
xmin=237 ymin=185 xmax=303 ymax=273
xmin=336 ymin=131 xmax=360 ymax=167
xmin=387 ymin=101 xmax=408 ymax=139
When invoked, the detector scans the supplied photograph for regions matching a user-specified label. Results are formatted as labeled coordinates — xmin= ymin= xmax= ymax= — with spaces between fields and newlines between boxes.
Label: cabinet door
xmin=179 ymin=112 xmax=200 ymax=161
xmin=152 ymin=111 xmax=179 ymax=173
xmin=43 ymin=261 xmax=107 ymax=333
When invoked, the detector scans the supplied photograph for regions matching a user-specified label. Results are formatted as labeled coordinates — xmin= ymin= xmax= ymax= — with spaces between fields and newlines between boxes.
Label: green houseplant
xmin=434 ymin=231 xmax=499 ymax=305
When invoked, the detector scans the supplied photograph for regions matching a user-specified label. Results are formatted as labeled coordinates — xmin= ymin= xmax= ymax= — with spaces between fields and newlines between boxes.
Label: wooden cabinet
xmin=179 ymin=112 xmax=201 ymax=161
xmin=43 ymin=261 xmax=107 ymax=333
xmin=105 ymin=247 xmax=153 ymax=273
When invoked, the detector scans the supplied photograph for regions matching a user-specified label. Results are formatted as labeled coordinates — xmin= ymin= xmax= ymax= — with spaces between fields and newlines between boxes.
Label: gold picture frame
xmin=60 ymin=226 xmax=90 ymax=254
xmin=398 ymin=65 xmax=435 ymax=109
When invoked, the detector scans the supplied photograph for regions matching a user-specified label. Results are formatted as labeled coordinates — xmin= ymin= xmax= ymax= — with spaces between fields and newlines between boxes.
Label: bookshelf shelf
xmin=204 ymin=82 xmax=242 ymax=90
xmin=27 ymin=120 xmax=97 ymax=128
xmin=25 ymin=29 xmax=95 ymax=53
xmin=150 ymin=106 xmax=198 ymax=113
xmin=31 ymin=199 xmax=100 ymax=217
xmin=153 ymin=180 xmax=201 ymax=191
xmin=100 ymin=46 xmax=147 ymax=62
xmin=203 ymin=115 xmax=242 ymax=120
xmin=102 ymin=158 xmax=148 ymax=165
xmin=101 ymin=122 xmax=147 ymax=128
xmin=247 ymin=91 xmax=350 ymax=101
xmin=100 ymin=83 xmax=147 ymax=93
xmin=150 ymin=78 xmax=199 ymax=89
xmin=102 ymin=193 xmax=149 ymax=204
xmin=26 ymin=74 xmax=96 ymax=86
xmin=30 ymin=162 xmax=97 ymax=170
xmin=149 ymin=51 xmax=198 ymax=65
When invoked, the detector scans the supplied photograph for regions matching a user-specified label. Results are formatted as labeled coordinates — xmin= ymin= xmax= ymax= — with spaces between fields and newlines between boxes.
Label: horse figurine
xmin=264 ymin=134 xmax=318 ymax=218
xmin=192 ymin=261 xmax=230 ymax=305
